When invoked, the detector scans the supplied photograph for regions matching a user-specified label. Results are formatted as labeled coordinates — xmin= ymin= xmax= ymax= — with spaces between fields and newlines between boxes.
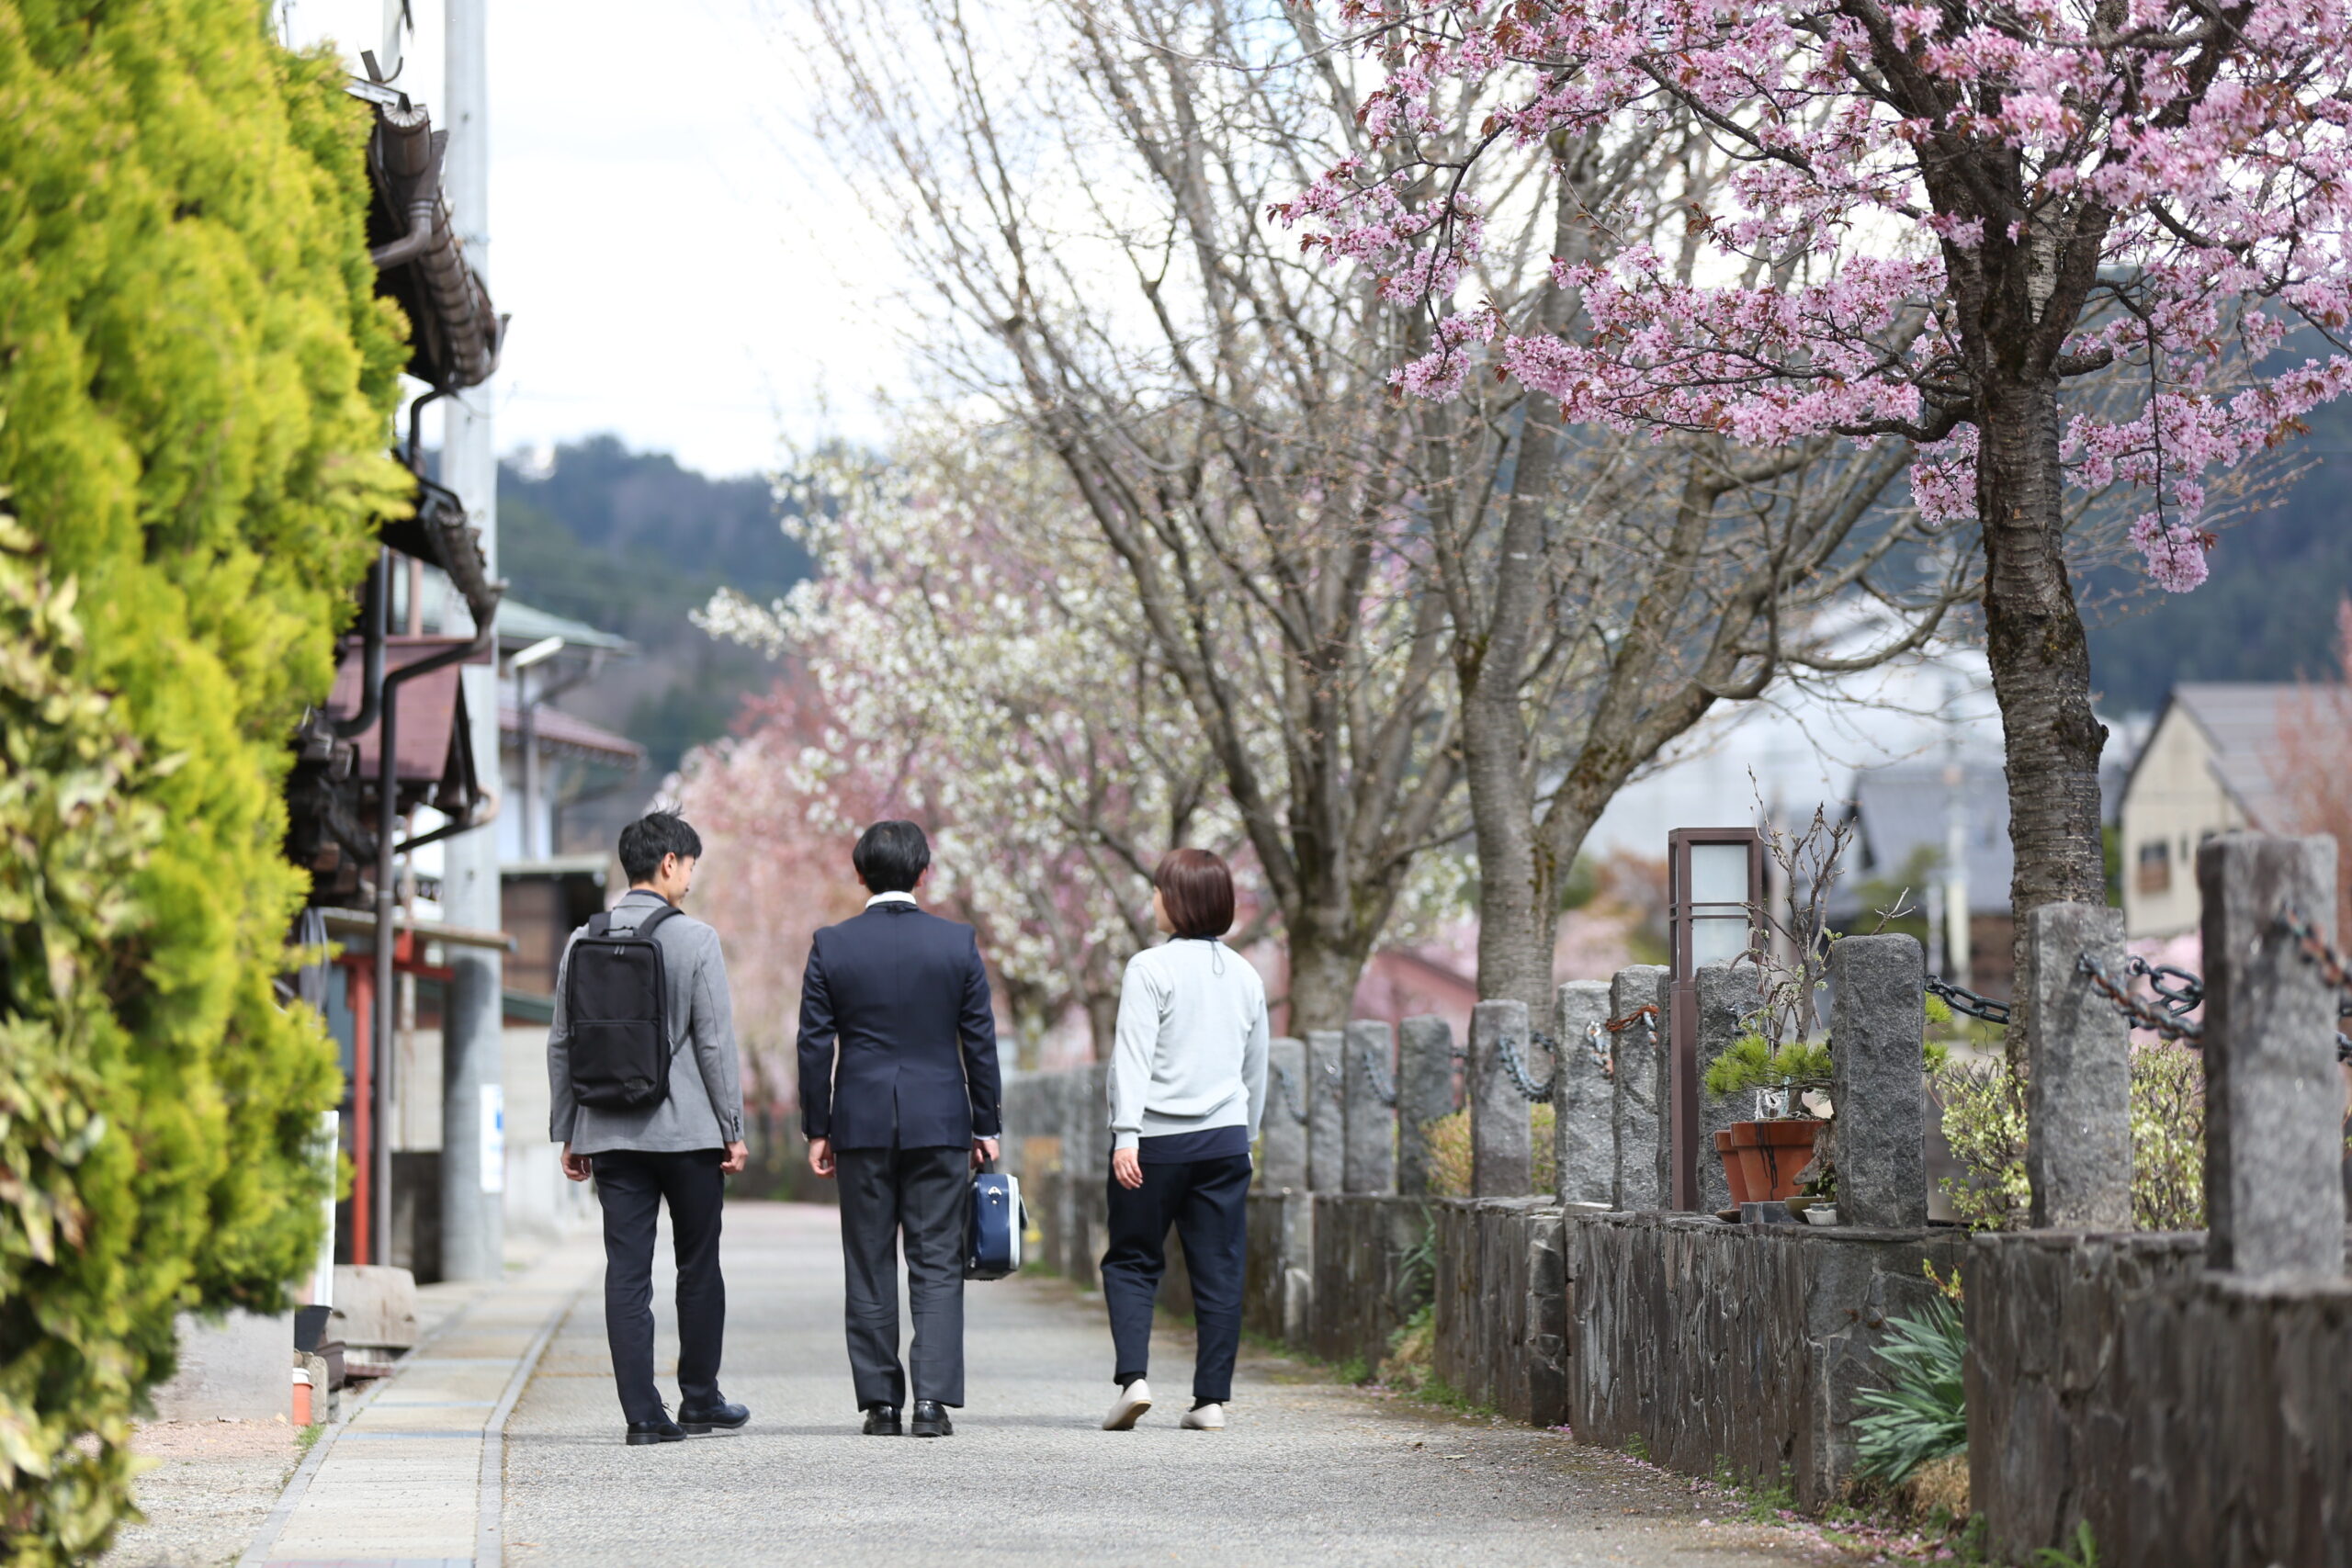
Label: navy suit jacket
xmin=796 ymin=901 xmax=1002 ymax=1151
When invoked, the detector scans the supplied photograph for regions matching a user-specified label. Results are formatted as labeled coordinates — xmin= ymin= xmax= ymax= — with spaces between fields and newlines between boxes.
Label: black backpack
xmin=562 ymin=903 xmax=681 ymax=1111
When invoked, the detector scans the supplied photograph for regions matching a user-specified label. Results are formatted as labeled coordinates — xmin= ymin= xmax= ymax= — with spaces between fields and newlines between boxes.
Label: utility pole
xmin=437 ymin=0 xmax=504 ymax=1281
xmin=1941 ymin=671 xmax=1972 ymax=987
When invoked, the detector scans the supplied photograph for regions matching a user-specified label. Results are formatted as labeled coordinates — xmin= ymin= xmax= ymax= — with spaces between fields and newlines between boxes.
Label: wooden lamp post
xmin=1667 ymin=827 xmax=1765 ymax=1211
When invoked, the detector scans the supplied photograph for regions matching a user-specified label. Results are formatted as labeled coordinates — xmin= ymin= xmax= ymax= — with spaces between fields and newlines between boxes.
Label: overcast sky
xmin=284 ymin=0 xmax=902 ymax=479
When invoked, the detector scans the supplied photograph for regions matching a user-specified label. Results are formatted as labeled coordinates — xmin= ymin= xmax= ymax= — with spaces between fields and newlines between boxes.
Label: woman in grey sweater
xmin=1099 ymin=849 xmax=1269 ymax=1432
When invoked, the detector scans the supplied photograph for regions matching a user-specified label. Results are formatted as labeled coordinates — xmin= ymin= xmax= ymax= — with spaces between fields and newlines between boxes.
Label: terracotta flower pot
xmin=1733 ymin=1125 xmax=1776 ymax=1203
xmin=1714 ymin=1126 xmax=1756 ymax=1205
xmin=1751 ymin=1118 xmax=1822 ymax=1201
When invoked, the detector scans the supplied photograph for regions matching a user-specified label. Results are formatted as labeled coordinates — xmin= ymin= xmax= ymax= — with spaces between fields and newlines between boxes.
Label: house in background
xmin=1835 ymin=757 xmax=2018 ymax=998
xmin=2119 ymin=683 xmax=2325 ymax=939
xmin=1833 ymin=739 xmax=2142 ymax=998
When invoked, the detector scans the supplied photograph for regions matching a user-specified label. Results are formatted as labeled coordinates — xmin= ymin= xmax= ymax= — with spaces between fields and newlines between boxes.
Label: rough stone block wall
xmin=1433 ymin=1198 xmax=1565 ymax=1425
xmin=1566 ymin=1213 xmax=1963 ymax=1508
xmin=1307 ymin=1195 xmax=1436 ymax=1372
xmin=1968 ymin=1229 xmax=2352 ymax=1568
xmin=1243 ymin=1191 xmax=1290 ymax=1340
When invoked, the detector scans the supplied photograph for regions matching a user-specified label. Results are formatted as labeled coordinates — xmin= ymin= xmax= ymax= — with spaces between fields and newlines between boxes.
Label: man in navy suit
xmin=797 ymin=820 xmax=1002 ymax=1438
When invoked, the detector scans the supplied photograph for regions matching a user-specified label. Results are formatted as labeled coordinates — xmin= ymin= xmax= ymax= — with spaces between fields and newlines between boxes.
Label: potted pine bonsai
xmin=1702 ymin=807 xmax=1950 ymax=1212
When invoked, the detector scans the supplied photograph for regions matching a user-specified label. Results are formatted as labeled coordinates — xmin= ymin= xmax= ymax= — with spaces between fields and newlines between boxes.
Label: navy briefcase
xmin=965 ymin=1168 xmax=1023 ymax=1281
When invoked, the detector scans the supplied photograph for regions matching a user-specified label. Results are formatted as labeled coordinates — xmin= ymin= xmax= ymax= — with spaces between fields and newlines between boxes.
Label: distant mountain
xmin=2086 ymin=397 xmax=2352 ymax=715
xmin=498 ymin=436 xmax=807 ymax=780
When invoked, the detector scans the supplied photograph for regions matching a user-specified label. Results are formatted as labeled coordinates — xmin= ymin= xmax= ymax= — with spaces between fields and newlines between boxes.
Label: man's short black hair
xmin=853 ymin=819 xmax=931 ymax=894
xmin=618 ymin=810 xmax=703 ymax=884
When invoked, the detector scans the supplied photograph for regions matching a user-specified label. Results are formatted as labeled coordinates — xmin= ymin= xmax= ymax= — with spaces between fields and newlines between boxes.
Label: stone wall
xmin=1308 ymin=1194 xmax=1435 ymax=1372
xmin=1566 ymin=1213 xmax=1965 ymax=1508
xmin=1432 ymin=1198 xmax=1566 ymax=1426
xmin=1968 ymin=1229 xmax=2352 ymax=1568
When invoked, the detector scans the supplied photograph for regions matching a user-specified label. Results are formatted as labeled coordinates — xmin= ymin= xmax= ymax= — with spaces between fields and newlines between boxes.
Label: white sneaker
xmin=1181 ymin=1402 xmax=1226 ymax=1430
xmin=1102 ymin=1380 xmax=1152 ymax=1430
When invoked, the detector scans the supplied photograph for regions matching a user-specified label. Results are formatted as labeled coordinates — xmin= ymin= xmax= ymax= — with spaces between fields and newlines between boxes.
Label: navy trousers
xmin=1100 ymin=1154 xmax=1251 ymax=1403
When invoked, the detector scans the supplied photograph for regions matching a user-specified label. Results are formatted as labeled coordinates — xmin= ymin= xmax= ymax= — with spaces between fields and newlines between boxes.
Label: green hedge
xmin=0 ymin=2 xmax=407 ymax=1559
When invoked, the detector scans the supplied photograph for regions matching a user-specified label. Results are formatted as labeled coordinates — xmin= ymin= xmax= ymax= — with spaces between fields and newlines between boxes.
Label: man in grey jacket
xmin=549 ymin=810 xmax=750 ymax=1446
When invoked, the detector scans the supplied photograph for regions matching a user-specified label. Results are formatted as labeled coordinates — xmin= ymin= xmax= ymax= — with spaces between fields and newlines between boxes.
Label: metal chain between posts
xmin=1272 ymin=1062 xmax=1311 ymax=1125
xmin=1358 ymin=1045 xmax=1398 ymax=1108
xmin=1495 ymin=1030 xmax=1560 ymax=1103
xmin=2076 ymin=953 xmax=2204 ymax=1043
xmin=2074 ymin=917 xmax=2352 ymax=1066
xmin=2278 ymin=905 xmax=2352 ymax=1065
xmin=1926 ymin=973 xmax=2012 ymax=1027
xmin=1583 ymin=1022 xmax=1612 ymax=1081
xmin=2127 ymin=954 xmax=2204 ymax=1018
xmin=1581 ymin=1002 xmax=1658 ymax=1083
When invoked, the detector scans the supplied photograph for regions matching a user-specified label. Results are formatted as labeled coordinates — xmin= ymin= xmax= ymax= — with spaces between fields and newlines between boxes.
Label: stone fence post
xmin=1554 ymin=981 xmax=1613 ymax=1207
xmin=2025 ymin=902 xmax=2132 ymax=1229
xmin=2198 ymin=832 xmax=2345 ymax=1277
xmin=1828 ymin=934 xmax=1927 ymax=1229
xmin=1258 ymin=1037 xmax=1308 ymax=1190
xmin=1469 ymin=999 xmax=1533 ymax=1197
xmin=1611 ymin=964 xmax=1668 ymax=1211
xmin=1397 ymin=1016 xmax=1457 ymax=1197
xmin=1343 ymin=1020 xmax=1398 ymax=1194
xmin=1693 ymin=962 xmax=1763 ymax=1214
xmin=1306 ymin=1029 xmax=1345 ymax=1191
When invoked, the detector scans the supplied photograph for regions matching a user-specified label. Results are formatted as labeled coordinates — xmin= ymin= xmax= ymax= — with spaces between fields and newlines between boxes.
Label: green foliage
xmin=2033 ymin=1521 xmax=2102 ymax=1568
xmin=1935 ymin=1057 xmax=2032 ymax=1230
xmin=1852 ymin=1296 xmax=1969 ymax=1484
xmin=0 ymin=5 xmax=404 ymax=1558
xmin=1380 ymin=1302 xmax=1436 ymax=1392
xmin=1418 ymin=1106 xmax=1555 ymax=1199
xmin=2129 ymin=1042 xmax=2206 ymax=1231
xmin=1703 ymin=1007 xmax=1950 ymax=1101
xmin=1935 ymin=1043 xmax=2208 ymax=1232
xmin=1704 ymin=1032 xmax=1836 ymax=1098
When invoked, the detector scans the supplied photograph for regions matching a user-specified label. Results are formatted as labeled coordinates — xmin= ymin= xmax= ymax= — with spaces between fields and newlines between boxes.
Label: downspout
xmin=332 ymin=548 xmax=390 ymax=739
xmin=370 ymin=505 xmax=498 ymax=1268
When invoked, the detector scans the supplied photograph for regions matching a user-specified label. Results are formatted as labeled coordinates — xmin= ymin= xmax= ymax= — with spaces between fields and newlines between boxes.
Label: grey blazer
xmin=548 ymin=890 xmax=745 ymax=1156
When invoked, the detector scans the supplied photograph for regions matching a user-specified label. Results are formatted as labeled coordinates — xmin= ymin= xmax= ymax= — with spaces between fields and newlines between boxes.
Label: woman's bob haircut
xmin=1154 ymin=848 xmax=1236 ymax=940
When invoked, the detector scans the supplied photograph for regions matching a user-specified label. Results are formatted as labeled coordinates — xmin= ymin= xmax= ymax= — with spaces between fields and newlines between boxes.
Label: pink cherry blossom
xmin=1279 ymin=0 xmax=2352 ymax=593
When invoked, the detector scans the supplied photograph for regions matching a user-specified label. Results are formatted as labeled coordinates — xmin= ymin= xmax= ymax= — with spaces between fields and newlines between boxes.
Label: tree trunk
xmin=1976 ymin=374 xmax=2111 ymax=1073
xmin=1463 ymin=699 xmax=1560 ymax=1019
xmin=1083 ymin=989 xmax=1121 ymax=1065
xmin=1285 ymin=936 xmax=1367 ymax=1036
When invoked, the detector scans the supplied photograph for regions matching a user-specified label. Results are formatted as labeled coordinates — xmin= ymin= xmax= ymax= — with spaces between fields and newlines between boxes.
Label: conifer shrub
xmin=0 ymin=4 xmax=406 ymax=1557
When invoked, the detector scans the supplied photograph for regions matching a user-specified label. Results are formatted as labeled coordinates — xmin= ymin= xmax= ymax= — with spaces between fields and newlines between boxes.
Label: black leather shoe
xmin=862 ymin=1404 xmax=903 ymax=1436
xmin=678 ymin=1398 xmax=750 ymax=1433
xmin=626 ymin=1414 xmax=685 ymax=1446
xmin=910 ymin=1400 xmax=954 ymax=1438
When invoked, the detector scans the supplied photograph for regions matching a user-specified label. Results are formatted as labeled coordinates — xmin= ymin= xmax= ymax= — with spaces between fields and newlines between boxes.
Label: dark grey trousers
xmin=835 ymin=1143 xmax=969 ymax=1408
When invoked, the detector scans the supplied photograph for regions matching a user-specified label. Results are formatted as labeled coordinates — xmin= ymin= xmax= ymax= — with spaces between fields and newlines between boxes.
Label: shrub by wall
xmin=0 ymin=2 xmax=406 ymax=1558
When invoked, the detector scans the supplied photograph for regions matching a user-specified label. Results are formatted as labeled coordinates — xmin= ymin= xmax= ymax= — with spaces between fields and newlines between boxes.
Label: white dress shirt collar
xmin=865 ymin=890 xmax=918 ymax=908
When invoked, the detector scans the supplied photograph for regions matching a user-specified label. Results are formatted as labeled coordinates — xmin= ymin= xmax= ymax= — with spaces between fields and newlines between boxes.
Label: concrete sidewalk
xmin=224 ymin=1201 xmax=1812 ymax=1567
xmin=233 ymin=1238 xmax=598 ymax=1568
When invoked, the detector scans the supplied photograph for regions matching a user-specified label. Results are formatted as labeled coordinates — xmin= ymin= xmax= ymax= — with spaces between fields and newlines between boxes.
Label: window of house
xmin=2137 ymin=840 xmax=2172 ymax=895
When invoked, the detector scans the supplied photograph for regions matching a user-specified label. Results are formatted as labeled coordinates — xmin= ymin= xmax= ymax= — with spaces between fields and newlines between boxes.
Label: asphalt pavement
xmin=499 ymin=1201 xmax=1813 ymax=1568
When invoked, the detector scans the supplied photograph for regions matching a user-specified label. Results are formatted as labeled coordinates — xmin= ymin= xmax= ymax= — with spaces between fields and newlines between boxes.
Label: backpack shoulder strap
xmin=633 ymin=903 xmax=683 ymax=941
xmin=584 ymin=910 xmax=615 ymax=938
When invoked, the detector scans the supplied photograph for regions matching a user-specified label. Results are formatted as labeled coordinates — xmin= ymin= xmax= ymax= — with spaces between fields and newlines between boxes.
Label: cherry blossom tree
xmin=701 ymin=432 xmax=1245 ymax=1060
xmin=673 ymin=681 xmax=870 ymax=1109
xmin=795 ymin=0 xmax=1976 ymax=1021
xmin=1287 ymin=0 xmax=2352 ymax=1050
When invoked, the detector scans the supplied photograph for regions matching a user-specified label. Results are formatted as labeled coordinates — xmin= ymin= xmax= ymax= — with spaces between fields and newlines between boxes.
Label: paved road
xmin=502 ymin=1202 xmax=1810 ymax=1568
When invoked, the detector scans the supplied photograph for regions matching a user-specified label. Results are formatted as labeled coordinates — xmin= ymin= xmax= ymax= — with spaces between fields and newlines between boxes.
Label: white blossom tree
xmin=703 ymin=430 xmax=1247 ymax=1057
